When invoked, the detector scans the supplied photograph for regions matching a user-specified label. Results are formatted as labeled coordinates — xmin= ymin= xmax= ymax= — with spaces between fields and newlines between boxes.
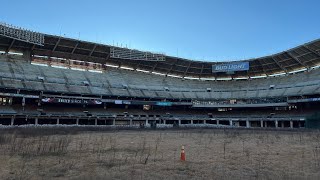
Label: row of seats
xmin=0 ymin=54 xmax=320 ymax=99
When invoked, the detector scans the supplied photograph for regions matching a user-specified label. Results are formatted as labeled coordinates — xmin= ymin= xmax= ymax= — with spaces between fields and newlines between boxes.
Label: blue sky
xmin=1 ymin=0 xmax=320 ymax=61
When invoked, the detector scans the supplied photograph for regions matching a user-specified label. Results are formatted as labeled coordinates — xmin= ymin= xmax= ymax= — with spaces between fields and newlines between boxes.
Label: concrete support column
xmin=163 ymin=120 xmax=166 ymax=124
xmin=178 ymin=120 xmax=181 ymax=125
xmin=23 ymin=50 xmax=32 ymax=62
xmin=190 ymin=120 xmax=193 ymax=124
xmin=76 ymin=118 xmax=79 ymax=125
xmin=94 ymin=119 xmax=98 ymax=126
xmin=129 ymin=119 xmax=133 ymax=126
xmin=290 ymin=121 xmax=293 ymax=128
xmin=275 ymin=120 xmax=278 ymax=128
xmin=113 ymin=119 xmax=116 ymax=125
xmin=260 ymin=120 xmax=263 ymax=128
xmin=35 ymin=118 xmax=38 ymax=125
xmin=229 ymin=120 xmax=233 ymax=126
xmin=57 ymin=118 xmax=59 ymax=125
xmin=204 ymin=120 xmax=207 ymax=124
xmin=246 ymin=120 xmax=250 ymax=128
xmin=217 ymin=120 xmax=220 ymax=125
xmin=11 ymin=117 xmax=15 ymax=126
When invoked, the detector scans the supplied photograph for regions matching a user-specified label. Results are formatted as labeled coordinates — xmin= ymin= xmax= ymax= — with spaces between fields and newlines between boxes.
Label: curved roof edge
xmin=0 ymin=22 xmax=319 ymax=78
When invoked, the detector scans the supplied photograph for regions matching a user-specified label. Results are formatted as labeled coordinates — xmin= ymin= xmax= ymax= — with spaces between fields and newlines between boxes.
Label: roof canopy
xmin=0 ymin=29 xmax=319 ymax=78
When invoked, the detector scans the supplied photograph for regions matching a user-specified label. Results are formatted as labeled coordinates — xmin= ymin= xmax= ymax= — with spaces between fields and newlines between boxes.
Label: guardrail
xmin=0 ymin=22 xmax=44 ymax=46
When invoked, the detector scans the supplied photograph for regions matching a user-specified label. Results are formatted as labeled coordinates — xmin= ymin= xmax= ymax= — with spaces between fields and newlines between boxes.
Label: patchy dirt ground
xmin=0 ymin=127 xmax=319 ymax=179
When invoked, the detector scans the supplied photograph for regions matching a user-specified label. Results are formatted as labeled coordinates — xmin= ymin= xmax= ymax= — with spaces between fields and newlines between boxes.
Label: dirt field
xmin=0 ymin=127 xmax=319 ymax=180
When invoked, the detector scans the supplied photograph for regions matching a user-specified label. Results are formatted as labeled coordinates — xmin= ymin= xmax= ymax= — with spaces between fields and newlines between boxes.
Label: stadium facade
xmin=0 ymin=22 xmax=320 ymax=128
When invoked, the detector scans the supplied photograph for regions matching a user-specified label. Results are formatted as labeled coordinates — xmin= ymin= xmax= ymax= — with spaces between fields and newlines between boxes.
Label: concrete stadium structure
xmin=0 ymin=23 xmax=320 ymax=128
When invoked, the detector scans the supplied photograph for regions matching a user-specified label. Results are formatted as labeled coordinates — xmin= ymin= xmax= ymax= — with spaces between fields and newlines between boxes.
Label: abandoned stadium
xmin=0 ymin=22 xmax=320 ymax=128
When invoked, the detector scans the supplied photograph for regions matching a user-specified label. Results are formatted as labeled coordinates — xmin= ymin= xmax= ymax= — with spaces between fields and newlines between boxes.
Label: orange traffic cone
xmin=180 ymin=145 xmax=186 ymax=161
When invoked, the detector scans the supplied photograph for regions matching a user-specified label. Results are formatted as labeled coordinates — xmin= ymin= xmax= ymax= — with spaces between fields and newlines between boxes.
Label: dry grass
xmin=0 ymin=127 xmax=319 ymax=179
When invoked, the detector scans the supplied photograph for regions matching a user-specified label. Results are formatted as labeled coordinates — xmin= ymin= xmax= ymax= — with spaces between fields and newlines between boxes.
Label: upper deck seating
xmin=0 ymin=54 xmax=320 ymax=100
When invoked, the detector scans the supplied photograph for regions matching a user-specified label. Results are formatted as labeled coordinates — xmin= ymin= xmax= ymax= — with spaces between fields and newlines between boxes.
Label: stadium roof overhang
xmin=0 ymin=30 xmax=320 ymax=79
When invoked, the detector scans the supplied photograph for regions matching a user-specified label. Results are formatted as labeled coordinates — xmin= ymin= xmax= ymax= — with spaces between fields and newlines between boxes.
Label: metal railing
xmin=0 ymin=22 xmax=44 ymax=46
xmin=110 ymin=47 xmax=165 ymax=61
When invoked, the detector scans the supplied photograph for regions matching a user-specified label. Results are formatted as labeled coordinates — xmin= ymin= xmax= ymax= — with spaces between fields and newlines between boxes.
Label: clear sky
xmin=1 ymin=0 xmax=320 ymax=62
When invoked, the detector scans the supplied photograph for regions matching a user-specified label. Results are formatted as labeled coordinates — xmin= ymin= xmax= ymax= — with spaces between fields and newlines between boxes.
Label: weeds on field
xmin=0 ymin=127 xmax=319 ymax=179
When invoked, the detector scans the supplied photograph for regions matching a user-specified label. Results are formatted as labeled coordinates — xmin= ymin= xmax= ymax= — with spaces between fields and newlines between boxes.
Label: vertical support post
xmin=76 ymin=118 xmax=79 ymax=125
xmin=163 ymin=120 xmax=166 ymax=124
xmin=11 ymin=116 xmax=15 ymax=126
xmin=229 ymin=120 xmax=233 ymax=126
xmin=95 ymin=119 xmax=98 ymax=126
xmin=217 ymin=120 xmax=220 ymax=125
xmin=23 ymin=50 xmax=32 ymax=62
xmin=260 ymin=120 xmax=263 ymax=128
xmin=57 ymin=118 xmax=59 ymax=125
xmin=290 ymin=121 xmax=293 ymax=128
xmin=129 ymin=119 xmax=133 ymax=126
xmin=246 ymin=120 xmax=250 ymax=128
xmin=35 ymin=118 xmax=38 ymax=125
xmin=178 ymin=119 xmax=181 ymax=125
xmin=204 ymin=120 xmax=207 ymax=124
xmin=275 ymin=120 xmax=278 ymax=128
xmin=281 ymin=121 xmax=284 ymax=128
xmin=191 ymin=120 xmax=194 ymax=124
xmin=113 ymin=118 xmax=116 ymax=125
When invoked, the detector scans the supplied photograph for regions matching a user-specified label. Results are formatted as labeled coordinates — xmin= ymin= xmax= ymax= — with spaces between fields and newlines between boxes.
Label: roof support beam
xmin=71 ymin=42 xmax=79 ymax=54
xmin=105 ymin=53 xmax=111 ymax=63
xmin=286 ymin=51 xmax=309 ymax=69
xmin=271 ymin=56 xmax=287 ymax=73
xmin=257 ymin=59 xmax=268 ymax=76
xmin=52 ymin=38 xmax=61 ymax=52
xmin=303 ymin=45 xmax=320 ymax=57
xmin=134 ymin=60 xmax=143 ymax=70
xmin=183 ymin=62 xmax=192 ymax=77
xmin=199 ymin=64 xmax=205 ymax=78
xmin=6 ymin=39 xmax=15 ymax=53
xmin=89 ymin=44 xmax=97 ymax=56
xmin=166 ymin=60 xmax=178 ymax=75
xmin=200 ymin=64 xmax=205 ymax=74
xmin=151 ymin=62 xmax=159 ymax=72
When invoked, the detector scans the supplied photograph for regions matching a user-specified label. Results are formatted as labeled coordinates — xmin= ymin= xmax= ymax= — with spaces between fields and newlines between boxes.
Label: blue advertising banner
xmin=288 ymin=98 xmax=320 ymax=103
xmin=212 ymin=62 xmax=249 ymax=72
xmin=156 ymin=102 xmax=173 ymax=106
